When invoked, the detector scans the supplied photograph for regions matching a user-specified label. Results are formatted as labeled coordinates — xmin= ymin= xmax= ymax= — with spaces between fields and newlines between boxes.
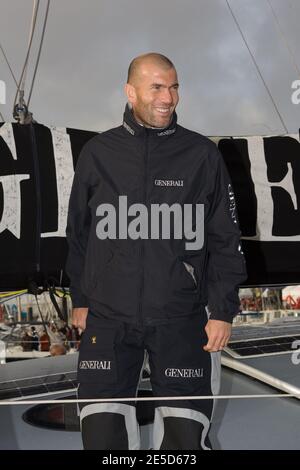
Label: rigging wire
xmin=0 ymin=290 xmax=28 ymax=299
xmin=12 ymin=0 xmax=40 ymax=115
xmin=0 ymin=43 xmax=19 ymax=87
xmin=0 ymin=393 xmax=300 ymax=406
xmin=267 ymin=0 xmax=300 ymax=78
xmin=0 ymin=291 xmax=28 ymax=304
xmin=35 ymin=293 xmax=51 ymax=343
xmin=0 ymin=41 xmax=20 ymax=122
xmin=0 ymin=40 xmax=19 ymax=121
xmin=225 ymin=0 xmax=289 ymax=134
xmin=27 ymin=0 xmax=50 ymax=107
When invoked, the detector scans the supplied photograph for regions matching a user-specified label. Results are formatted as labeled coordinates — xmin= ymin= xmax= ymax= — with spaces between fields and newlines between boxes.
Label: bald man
xmin=66 ymin=53 xmax=247 ymax=450
xmin=50 ymin=343 xmax=67 ymax=356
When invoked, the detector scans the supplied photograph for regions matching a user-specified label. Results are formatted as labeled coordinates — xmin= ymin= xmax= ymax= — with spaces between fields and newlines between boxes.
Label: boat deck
xmin=0 ymin=353 xmax=299 ymax=449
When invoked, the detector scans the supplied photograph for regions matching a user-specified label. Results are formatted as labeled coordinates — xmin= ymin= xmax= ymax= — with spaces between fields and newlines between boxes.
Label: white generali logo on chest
xmin=154 ymin=179 xmax=184 ymax=187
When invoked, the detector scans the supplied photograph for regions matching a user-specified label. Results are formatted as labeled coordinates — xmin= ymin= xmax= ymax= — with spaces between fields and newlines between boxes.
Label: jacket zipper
xmin=29 ymin=124 xmax=41 ymax=272
xmin=138 ymin=131 xmax=149 ymax=327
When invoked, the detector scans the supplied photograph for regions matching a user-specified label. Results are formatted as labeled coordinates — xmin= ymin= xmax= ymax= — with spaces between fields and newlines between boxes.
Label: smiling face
xmin=125 ymin=60 xmax=179 ymax=128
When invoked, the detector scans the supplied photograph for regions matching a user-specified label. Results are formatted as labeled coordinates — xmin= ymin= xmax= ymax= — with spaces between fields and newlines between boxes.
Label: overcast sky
xmin=1 ymin=0 xmax=300 ymax=135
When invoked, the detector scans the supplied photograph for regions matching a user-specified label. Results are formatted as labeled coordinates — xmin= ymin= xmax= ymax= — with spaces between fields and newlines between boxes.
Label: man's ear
xmin=125 ymin=83 xmax=136 ymax=106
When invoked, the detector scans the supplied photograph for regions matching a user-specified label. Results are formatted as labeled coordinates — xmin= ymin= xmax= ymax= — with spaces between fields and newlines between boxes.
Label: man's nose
xmin=161 ymin=88 xmax=173 ymax=104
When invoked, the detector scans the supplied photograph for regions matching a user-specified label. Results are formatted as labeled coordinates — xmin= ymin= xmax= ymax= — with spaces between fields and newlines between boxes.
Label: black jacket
xmin=66 ymin=105 xmax=247 ymax=325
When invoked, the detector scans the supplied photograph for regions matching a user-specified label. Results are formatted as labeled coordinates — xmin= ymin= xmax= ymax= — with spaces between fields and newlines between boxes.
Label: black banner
xmin=218 ymin=134 xmax=300 ymax=285
xmin=0 ymin=122 xmax=97 ymax=289
xmin=0 ymin=123 xmax=299 ymax=289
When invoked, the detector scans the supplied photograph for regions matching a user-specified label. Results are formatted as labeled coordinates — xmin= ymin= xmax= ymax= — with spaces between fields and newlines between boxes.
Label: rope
xmin=0 ymin=392 xmax=299 ymax=406
xmin=35 ymin=293 xmax=51 ymax=343
xmin=0 ymin=42 xmax=19 ymax=86
xmin=221 ymin=355 xmax=300 ymax=399
xmin=225 ymin=0 xmax=289 ymax=133
xmin=0 ymin=41 xmax=16 ymax=127
xmin=13 ymin=0 xmax=40 ymax=113
xmin=267 ymin=0 xmax=300 ymax=78
xmin=27 ymin=0 xmax=50 ymax=107
xmin=0 ymin=290 xmax=28 ymax=298
xmin=0 ymin=291 xmax=28 ymax=304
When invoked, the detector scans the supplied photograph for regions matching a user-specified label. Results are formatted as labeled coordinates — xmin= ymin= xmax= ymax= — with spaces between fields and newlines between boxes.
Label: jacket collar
xmin=122 ymin=103 xmax=177 ymax=138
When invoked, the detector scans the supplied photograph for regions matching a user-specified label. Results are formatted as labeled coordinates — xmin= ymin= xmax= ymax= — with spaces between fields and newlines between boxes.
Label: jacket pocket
xmin=77 ymin=323 xmax=117 ymax=384
xmin=177 ymin=259 xmax=199 ymax=294
xmin=81 ymin=244 xmax=116 ymax=293
xmin=182 ymin=261 xmax=198 ymax=288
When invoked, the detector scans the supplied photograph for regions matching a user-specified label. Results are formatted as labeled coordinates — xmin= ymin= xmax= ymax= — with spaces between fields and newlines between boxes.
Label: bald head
xmin=50 ymin=343 xmax=67 ymax=356
xmin=127 ymin=53 xmax=175 ymax=85
xmin=125 ymin=52 xmax=179 ymax=128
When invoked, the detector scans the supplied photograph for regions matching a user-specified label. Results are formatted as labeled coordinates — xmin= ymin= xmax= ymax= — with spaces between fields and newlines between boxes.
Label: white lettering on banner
xmin=0 ymin=123 xmax=17 ymax=159
xmin=0 ymin=125 xmax=74 ymax=239
xmin=0 ymin=124 xmax=29 ymax=239
xmin=240 ymin=135 xmax=300 ymax=242
xmin=0 ymin=174 xmax=30 ymax=238
xmin=0 ymin=125 xmax=299 ymax=244
xmin=41 ymin=128 xmax=74 ymax=238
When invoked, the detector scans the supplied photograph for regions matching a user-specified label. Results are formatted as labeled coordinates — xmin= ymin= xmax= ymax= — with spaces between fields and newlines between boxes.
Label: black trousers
xmin=77 ymin=310 xmax=221 ymax=450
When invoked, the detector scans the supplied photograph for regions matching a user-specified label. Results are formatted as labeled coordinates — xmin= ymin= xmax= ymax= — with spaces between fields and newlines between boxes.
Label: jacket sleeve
xmin=65 ymin=145 xmax=93 ymax=308
xmin=206 ymin=145 xmax=247 ymax=323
